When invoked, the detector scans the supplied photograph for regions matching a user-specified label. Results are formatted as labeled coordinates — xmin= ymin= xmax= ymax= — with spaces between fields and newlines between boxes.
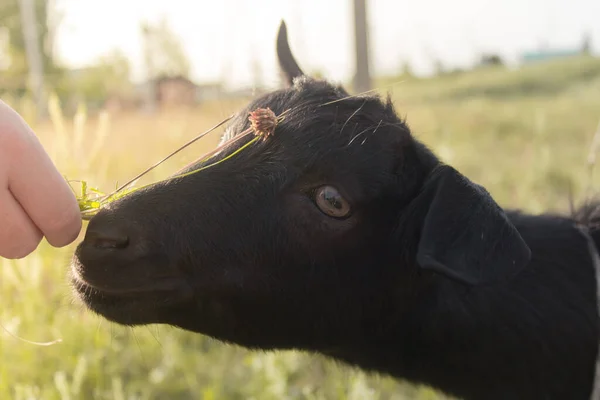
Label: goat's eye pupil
xmin=314 ymin=186 xmax=351 ymax=219
xmin=323 ymin=189 xmax=341 ymax=208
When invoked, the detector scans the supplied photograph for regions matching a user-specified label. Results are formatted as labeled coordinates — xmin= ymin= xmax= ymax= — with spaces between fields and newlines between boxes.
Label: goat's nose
xmin=85 ymin=224 xmax=129 ymax=250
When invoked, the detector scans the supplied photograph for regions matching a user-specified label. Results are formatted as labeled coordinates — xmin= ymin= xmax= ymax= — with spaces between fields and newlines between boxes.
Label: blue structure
xmin=521 ymin=49 xmax=582 ymax=64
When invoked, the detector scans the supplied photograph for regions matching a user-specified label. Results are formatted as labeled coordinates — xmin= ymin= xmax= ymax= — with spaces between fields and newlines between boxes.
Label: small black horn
xmin=276 ymin=20 xmax=305 ymax=87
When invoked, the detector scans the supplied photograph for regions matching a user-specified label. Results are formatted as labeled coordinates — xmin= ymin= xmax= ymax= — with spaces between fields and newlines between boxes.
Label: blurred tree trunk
xmin=18 ymin=0 xmax=45 ymax=117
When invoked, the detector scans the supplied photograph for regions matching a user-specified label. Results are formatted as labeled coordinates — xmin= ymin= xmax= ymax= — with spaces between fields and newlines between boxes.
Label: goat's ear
xmin=276 ymin=20 xmax=305 ymax=87
xmin=415 ymin=165 xmax=531 ymax=285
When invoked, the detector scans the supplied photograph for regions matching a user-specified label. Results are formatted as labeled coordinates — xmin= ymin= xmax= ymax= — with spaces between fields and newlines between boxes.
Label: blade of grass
xmin=109 ymin=114 xmax=234 ymax=195
xmin=0 ymin=320 xmax=62 ymax=346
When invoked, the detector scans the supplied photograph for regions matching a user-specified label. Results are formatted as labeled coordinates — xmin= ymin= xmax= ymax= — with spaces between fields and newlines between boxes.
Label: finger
xmin=0 ymin=188 xmax=43 ymax=259
xmin=8 ymin=157 xmax=82 ymax=248
xmin=1 ymin=103 xmax=82 ymax=247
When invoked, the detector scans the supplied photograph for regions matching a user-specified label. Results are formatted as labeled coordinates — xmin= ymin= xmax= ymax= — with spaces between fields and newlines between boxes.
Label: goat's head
xmin=71 ymin=21 xmax=531 ymax=351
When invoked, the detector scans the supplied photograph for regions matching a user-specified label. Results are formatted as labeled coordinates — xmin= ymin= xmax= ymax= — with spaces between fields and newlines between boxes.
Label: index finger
xmin=1 ymin=101 xmax=82 ymax=247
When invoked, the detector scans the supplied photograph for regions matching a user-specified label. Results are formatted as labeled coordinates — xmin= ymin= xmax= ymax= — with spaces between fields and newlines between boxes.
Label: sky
xmin=53 ymin=0 xmax=600 ymax=90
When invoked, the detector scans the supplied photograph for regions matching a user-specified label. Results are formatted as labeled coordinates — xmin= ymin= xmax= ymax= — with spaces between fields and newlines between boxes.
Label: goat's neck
xmin=325 ymin=271 xmax=599 ymax=400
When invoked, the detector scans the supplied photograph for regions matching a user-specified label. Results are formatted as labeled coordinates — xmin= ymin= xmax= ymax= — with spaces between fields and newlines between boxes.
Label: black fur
xmin=70 ymin=20 xmax=600 ymax=400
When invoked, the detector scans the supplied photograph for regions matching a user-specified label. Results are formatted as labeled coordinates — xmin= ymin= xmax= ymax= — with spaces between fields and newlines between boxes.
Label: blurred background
xmin=1 ymin=0 xmax=599 ymax=399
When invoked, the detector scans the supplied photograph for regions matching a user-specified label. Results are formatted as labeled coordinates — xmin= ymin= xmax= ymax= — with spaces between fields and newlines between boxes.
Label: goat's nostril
xmin=85 ymin=228 xmax=129 ymax=250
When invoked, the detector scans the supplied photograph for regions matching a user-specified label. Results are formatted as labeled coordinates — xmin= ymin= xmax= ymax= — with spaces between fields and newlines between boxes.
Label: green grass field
xmin=2 ymin=55 xmax=600 ymax=399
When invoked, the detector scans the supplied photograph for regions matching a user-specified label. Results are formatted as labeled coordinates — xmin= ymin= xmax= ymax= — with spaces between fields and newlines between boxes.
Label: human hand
xmin=0 ymin=100 xmax=82 ymax=259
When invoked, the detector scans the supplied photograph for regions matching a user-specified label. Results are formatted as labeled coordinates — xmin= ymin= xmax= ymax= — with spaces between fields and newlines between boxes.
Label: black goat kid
xmin=71 ymin=21 xmax=600 ymax=400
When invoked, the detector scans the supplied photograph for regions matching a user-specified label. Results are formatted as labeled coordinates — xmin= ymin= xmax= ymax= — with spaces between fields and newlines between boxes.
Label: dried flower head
xmin=249 ymin=107 xmax=278 ymax=139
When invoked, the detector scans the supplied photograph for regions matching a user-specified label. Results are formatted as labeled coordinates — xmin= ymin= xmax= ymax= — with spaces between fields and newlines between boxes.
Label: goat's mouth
xmin=70 ymin=259 xmax=195 ymax=325
xmin=70 ymin=259 xmax=189 ymax=294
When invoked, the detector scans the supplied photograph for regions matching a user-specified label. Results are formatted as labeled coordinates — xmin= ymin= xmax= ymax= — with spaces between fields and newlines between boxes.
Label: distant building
xmin=521 ymin=35 xmax=592 ymax=64
xmin=153 ymin=75 xmax=197 ymax=107
xmin=521 ymin=49 xmax=581 ymax=64
xmin=135 ymin=75 xmax=226 ymax=110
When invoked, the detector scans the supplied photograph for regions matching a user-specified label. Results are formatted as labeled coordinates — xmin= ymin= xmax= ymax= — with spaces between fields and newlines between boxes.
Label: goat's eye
xmin=314 ymin=186 xmax=351 ymax=218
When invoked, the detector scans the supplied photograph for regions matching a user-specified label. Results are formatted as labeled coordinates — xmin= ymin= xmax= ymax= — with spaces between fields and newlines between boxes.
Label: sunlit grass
xmin=1 ymin=55 xmax=600 ymax=399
